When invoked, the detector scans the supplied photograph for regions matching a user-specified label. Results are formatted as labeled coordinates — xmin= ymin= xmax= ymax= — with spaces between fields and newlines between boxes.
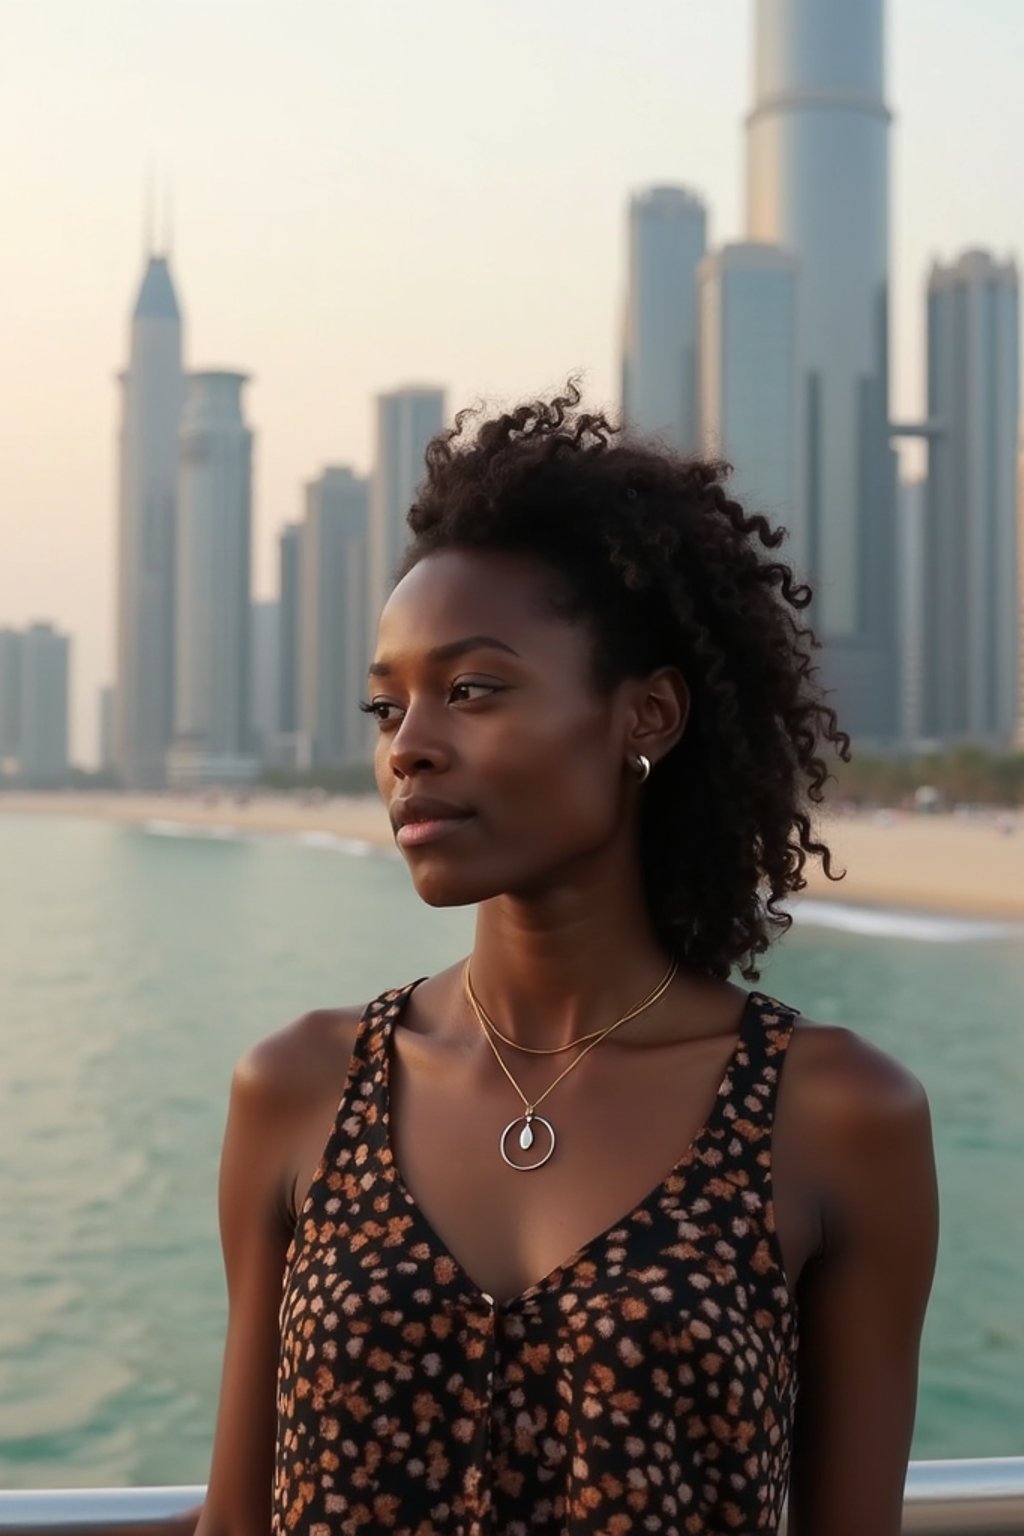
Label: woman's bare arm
xmin=189 ymin=1034 xmax=300 ymax=1536
xmin=786 ymin=1028 xmax=939 ymax=1535
xmin=188 ymin=1005 xmax=365 ymax=1536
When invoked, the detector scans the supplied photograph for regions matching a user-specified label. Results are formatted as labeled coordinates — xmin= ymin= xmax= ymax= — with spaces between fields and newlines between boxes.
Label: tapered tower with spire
xmin=114 ymin=185 xmax=184 ymax=787
xmin=746 ymin=0 xmax=899 ymax=743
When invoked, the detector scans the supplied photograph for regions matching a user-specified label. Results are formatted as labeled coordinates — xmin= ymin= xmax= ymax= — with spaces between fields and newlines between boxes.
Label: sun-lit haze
xmin=1 ymin=0 xmax=1021 ymax=764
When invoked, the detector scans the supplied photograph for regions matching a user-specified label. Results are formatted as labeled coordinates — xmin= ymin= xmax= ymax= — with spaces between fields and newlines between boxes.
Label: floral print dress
xmin=273 ymin=980 xmax=801 ymax=1535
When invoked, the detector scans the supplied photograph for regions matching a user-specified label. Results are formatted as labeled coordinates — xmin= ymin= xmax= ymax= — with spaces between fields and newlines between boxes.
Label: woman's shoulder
xmin=232 ymin=1003 xmax=366 ymax=1110
xmin=779 ymin=1009 xmax=933 ymax=1211
xmin=232 ymin=979 xmax=425 ymax=1104
xmin=783 ymin=1009 xmax=928 ymax=1123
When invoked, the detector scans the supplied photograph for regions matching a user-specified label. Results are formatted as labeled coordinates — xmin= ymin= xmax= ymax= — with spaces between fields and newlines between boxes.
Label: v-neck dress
xmin=273 ymin=980 xmax=801 ymax=1535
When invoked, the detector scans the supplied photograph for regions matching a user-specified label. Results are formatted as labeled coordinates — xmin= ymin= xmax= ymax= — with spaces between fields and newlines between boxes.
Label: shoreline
xmin=1 ymin=791 xmax=1022 ymax=923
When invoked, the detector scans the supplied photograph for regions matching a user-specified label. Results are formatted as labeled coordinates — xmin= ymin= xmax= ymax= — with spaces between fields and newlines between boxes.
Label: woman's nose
xmin=386 ymin=704 xmax=450 ymax=779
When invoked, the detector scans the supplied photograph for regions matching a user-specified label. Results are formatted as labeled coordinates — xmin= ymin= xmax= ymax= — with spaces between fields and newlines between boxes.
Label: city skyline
xmin=2 ymin=0 xmax=1023 ymax=763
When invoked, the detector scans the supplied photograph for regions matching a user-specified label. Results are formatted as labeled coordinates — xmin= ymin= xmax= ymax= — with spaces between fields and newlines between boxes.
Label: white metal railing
xmin=0 ymin=1459 xmax=1022 ymax=1534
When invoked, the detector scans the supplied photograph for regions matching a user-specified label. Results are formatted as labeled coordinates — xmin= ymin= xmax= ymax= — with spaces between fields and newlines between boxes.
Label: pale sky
xmin=1 ymin=0 xmax=1021 ymax=765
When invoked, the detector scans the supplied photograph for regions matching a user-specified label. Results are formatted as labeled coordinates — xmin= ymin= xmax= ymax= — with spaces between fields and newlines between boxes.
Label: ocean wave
xmin=293 ymin=830 xmax=379 ymax=856
xmin=141 ymin=819 xmax=242 ymax=841
xmin=789 ymin=899 xmax=1022 ymax=943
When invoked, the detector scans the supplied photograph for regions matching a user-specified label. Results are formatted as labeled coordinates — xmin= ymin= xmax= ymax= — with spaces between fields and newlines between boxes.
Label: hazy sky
xmin=2 ymin=0 xmax=1022 ymax=765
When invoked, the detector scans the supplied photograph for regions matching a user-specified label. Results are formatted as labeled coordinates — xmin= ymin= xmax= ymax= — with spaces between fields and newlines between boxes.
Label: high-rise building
xmin=897 ymin=478 xmax=927 ymax=747
xmin=697 ymin=243 xmax=802 ymax=560
xmin=114 ymin=252 xmax=185 ymax=788
xmin=278 ymin=522 xmax=303 ymax=738
xmin=170 ymin=370 xmax=255 ymax=784
xmin=19 ymin=622 xmax=70 ymax=785
xmin=250 ymin=600 xmax=280 ymax=761
xmin=0 ymin=628 xmax=23 ymax=767
xmin=301 ymin=467 xmax=370 ymax=767
xmin=621 ymin=187 xmax=708 ymax=453
xmin=923 ymin=252 xmax=1020 ymax=746
xmin=98 ymin=685 xmax=116 ymax=775
xmin=746 ymin=0 xmax=899 ymax=743
xmin=368 ymin=386 xmax=445 ymax=643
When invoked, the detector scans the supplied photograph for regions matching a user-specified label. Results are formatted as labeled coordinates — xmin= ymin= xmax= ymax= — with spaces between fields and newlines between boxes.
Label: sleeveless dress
xmin=274 ymin=980 xmax=801 ymax=1535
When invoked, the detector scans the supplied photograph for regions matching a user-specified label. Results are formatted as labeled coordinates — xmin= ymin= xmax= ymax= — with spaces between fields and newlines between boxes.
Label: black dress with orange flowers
xmin=273 ymin=978 xmax=800 ymax=1535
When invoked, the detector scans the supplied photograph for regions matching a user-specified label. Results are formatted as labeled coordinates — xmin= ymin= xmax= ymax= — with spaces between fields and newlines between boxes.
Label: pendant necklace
xmin=469 ymin=962 xmax=676 ymax=1056
xmin=462 ymin=957 xmax=678 ymax=1171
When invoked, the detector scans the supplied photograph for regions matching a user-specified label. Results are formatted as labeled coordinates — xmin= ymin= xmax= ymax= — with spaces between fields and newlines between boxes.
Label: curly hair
xmin=393 ymin=380 xmax=849 ymax=981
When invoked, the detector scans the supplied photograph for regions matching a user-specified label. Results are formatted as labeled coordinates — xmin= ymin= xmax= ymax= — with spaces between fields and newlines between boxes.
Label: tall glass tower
xmin=115 ymin=253 xmax=184 ymax=787
xmin=173 ymin=371 xmax=253 ymax=768
xmin=368 ymin=386 xmax=446 ymax=651
xmin=301 ymin=467 xmax=370 ymax=768
xmin=924 ymin=252 xmax=1019 ymax=746
xmin=621 ymin=186 xmax=707 ymax=454
xmin=746 ymin=0 xmax=898 ymax=741
xmin=697 ymin=242 xmax=801 ymax=555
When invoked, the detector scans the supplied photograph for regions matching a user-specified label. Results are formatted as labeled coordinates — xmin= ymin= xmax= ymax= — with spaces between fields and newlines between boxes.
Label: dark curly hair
xmin=393 ymin=380 xmax=850 ymax=981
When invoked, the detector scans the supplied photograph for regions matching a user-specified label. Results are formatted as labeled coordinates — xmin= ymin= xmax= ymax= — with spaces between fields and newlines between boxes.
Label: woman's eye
xmin=357 ymin=682 xmax=501 ymax=726
xmin=451 ymin=681 xmax=497 ymax=703
xmin=357 ymin=698 xmax=398 ymax=723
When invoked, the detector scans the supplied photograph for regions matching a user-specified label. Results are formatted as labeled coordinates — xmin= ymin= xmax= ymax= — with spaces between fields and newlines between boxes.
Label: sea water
xmin=0 ymin=812 xmax=1021 ymax=1487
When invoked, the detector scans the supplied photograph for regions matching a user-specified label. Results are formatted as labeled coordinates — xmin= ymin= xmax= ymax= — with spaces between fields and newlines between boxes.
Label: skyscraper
xmin=746 ymin=0 xmax=898 ymax=742
xmin=300 ymin=467 xmax=370 ymax=767
xmin=114 ymin=252 xmax=184 ymax=787
xmin=923 ymin=252 xmax=1020 ymax=746
xmin=369 ymin=387 xmax=445 ymax=643
xmin=98 ymin=685 xmax=116 ymax=775
xmin=0 ymin=628 xmax=22 ymax=767
xmin=278 ymin=522 xmax=303 ymax=739
xmin=621 ymin=187 xmax=708 ymax=453
xmin=697 ymin=243 xmax=802 ymax=559
xmin=897 ymin=478 xmax=927 ymax=746
xmin=250 ymin=599 xmax=281 ymax=762
xmin=170 ymin=371 xmax=254 ymax=783
xmin=19 ymin=622 xmax=70 ymax=785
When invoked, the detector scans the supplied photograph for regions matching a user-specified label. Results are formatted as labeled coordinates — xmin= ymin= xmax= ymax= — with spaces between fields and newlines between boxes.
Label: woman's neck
xmin=466 ymin=898 xmax=679 ymax=1052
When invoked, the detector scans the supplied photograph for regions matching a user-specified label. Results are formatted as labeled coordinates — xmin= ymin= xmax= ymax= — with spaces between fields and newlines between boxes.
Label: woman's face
xmin=367 ymin=548 xmax=648 ymax=907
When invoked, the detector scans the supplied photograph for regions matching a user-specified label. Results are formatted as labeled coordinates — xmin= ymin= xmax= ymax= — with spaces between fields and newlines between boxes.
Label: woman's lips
xmin=395 ymin=815 xmax=475 ymax=847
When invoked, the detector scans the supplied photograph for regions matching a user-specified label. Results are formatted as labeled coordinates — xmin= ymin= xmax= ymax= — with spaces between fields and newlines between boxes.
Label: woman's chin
xmin=408 ymin=865 xmax=500 ymax=909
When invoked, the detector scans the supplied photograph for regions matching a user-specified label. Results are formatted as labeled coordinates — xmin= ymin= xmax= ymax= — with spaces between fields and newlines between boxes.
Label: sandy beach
xmin=1 ymin=791 xmax=1021 ymax=921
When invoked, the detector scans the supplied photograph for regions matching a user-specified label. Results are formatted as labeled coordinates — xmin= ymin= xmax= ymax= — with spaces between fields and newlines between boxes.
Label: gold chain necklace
xmin=462 ymin=958 xmax=678 ymax=1170
xmin=464 ymin=959 xmax=676 ymax=1055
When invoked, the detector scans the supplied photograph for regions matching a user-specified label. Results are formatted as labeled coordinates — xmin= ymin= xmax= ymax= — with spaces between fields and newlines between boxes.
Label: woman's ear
xmin=627 ymin=666 xmax=689 ymax=762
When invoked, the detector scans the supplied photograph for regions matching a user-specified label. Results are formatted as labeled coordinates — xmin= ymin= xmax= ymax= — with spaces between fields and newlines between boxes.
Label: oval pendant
xmin=500 ymin=1113 xmax=556 ymax=1171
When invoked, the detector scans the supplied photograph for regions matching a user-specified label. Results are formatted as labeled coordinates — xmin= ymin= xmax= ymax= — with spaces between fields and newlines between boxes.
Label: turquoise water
xmin=0 ymin=812 xmax=1021 ymax=1487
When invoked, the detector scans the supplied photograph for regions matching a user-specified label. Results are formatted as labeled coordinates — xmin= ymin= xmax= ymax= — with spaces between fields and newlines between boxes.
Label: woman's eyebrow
xmin=368 ymin=634 xmax=521 ymax=680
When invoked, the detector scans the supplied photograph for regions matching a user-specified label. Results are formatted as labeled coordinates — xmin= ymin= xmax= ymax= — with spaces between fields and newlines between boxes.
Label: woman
xmin=196 ymin=385 xmax=938 ymax=1536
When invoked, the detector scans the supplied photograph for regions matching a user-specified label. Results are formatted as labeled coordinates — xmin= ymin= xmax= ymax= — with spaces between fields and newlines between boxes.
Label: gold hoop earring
xmin=634 ymin=753 xmax=651 ymax=782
